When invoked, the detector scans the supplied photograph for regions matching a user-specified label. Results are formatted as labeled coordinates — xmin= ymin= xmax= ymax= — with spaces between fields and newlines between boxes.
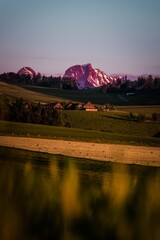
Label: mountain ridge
xmin=64 ymin=63 xmax=116 ymax=89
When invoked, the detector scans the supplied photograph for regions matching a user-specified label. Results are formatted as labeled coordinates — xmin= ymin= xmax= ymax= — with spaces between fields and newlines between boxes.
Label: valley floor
xmin=0 ymin=136 xmax=160 ymax=167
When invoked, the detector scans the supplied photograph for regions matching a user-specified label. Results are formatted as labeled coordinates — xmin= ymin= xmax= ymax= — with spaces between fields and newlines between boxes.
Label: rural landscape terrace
xmin=1 ymin=0 xmax=160 ymax=239
xmin=0 ymin=65 xmax=160 ymax=239
xmin=0 ymin=64 xmax=160 ymax=151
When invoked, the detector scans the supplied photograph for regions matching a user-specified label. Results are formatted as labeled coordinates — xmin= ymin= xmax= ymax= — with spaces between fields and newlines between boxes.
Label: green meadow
xmin=0 ymin=81 xmax=160 ymax=146
xmin=24 ymin=84 xmax=160 ymax=106
xmin=0 ymin=81 xmax=160 ymax=239
xmin=0 ymin=119 xmax=160 ymax=146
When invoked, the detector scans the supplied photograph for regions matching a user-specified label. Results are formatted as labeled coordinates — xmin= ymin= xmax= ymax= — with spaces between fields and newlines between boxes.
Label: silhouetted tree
xmin=152 ymin=113 xmax=160 ymax=122
xmin=137 ymin=114 xmax=146 ymax=122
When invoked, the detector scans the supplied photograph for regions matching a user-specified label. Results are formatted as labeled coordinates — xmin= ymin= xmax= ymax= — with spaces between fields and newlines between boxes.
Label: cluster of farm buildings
xmin=37 ymin=101 xmax=99 ymax=111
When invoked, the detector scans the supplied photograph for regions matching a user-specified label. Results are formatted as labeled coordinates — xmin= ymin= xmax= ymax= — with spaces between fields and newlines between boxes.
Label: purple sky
xmin=0 ymin=0 xmax=160 ymax=76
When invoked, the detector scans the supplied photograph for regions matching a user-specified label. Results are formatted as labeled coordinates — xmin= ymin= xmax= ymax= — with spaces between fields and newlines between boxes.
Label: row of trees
xmin=105 ymin=75 xmax=160 ymax=94
xmin=1 ymin=71 xmax=160 ymax=94
xmin=0 ymin=72 xmax=78 ymax=90
xmin=0 ymin=98 xmax=62 ymax=126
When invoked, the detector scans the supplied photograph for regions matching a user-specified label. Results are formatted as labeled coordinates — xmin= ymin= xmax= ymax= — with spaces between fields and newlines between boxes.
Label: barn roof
xmin=83 ymin=102 xmax=96 ymax=109
xmin=53 ymin=102 xmax=64 ymax=110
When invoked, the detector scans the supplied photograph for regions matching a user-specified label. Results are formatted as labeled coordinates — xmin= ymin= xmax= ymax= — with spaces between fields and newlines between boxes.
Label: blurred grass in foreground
xmin=0 ymin=146 xmax=160 ymax=240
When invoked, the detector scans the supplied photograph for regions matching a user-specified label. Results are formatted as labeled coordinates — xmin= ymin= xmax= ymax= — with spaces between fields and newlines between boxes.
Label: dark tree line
xmin=0 ymin=98 xmax=62 ymax=126
xmin=105 ymin=75 xmax=160 ymax=94
xmin=0 ymin=72 xmax=78 ymax=90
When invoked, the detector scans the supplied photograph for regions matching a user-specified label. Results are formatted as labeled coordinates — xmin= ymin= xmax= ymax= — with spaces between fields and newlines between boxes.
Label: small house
xmin=83 ymin=102 xmax=98 ymax=111
xmin=53 ymin=102 xmax=64 ymax=110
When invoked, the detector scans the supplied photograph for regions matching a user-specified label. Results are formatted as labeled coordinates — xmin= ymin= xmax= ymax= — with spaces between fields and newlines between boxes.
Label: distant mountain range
xmin=110 ymin=73 xmax=138 ymax=81
xmin=17 ymin=67 xmax=36 ymax=79
xmin=17 ymin=65 xmax=153 ymax=89
xmin=64 ymin=63 xmax=118 ymax=89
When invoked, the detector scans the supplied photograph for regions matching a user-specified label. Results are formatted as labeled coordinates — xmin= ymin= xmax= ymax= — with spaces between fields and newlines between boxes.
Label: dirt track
xmin=0 ymin=136 xmax=160 ymax=167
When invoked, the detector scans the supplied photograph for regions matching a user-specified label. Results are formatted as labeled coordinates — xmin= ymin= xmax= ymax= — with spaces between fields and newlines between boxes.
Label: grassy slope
xmin=24 ymin=85 xmax=111 ymax=104
xmin=117 ymin=105 xmax=160 ymax=114
xmin=61 ymin=111 xmax=160 ymax=137
xmin=0 ymin=81 xmax=160 ymax=146
xmin=24 ymin=85 xmax=160 ymax=114
xmin=1 ymin=81 xmax=160 ymax=111
xmin=0 ymin=81 xmax=62 ymax=102
xmin=0 ymin=120 xmax=160 ymax=146
xmin=24 ymin=85 xmax=160 ymax=106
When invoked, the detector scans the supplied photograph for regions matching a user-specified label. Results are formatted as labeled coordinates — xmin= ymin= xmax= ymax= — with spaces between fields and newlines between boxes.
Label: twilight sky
xmin=0 ymin=0 xmax=160 ymax=76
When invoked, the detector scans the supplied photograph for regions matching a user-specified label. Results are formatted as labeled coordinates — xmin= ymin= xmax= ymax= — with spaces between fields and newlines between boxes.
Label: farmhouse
xmin=53 ymin=102 xmax=64 ymax=110
xmin=83 ymin=102 xmax=98 ymax=111
xmin=45 ymin=101 xmax=98 ymax=111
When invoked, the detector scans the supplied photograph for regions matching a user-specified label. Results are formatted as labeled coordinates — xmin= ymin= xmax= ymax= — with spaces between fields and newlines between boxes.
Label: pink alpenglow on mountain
xmin=17 ymin=67 xmax=36 ymax=79
xmin=64 ymin=63 xmax=114 ymax=89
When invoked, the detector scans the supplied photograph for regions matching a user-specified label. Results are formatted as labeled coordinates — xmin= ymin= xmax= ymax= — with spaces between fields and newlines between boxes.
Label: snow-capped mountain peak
xmin=63 ymin=63 xmax=114 ymax=89
xmin=17 ymin=67 xmax=36 ymax=79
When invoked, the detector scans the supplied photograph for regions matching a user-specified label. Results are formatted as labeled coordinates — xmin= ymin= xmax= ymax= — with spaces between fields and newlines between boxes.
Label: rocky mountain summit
xmin=17 ymin=67 xmax=36 ymax=79
xmin=64 ymin=63 xmax=115 ymax=89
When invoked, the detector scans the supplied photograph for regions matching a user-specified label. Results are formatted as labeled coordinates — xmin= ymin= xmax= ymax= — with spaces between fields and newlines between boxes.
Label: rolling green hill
xmin=0 ymin=81 xmax=62 ymax=103
xmin=0 ymin=81 xmax=160 ymax=146
xmin=0 ymin=120 xmax=160 ymax=146
xmin=1 ymin=81 xmax=160 ymax=114
xmin=24 ymin=84 xmax=160 ymax=107
xmin=1 ymin=80 xmax=160 ymax=107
